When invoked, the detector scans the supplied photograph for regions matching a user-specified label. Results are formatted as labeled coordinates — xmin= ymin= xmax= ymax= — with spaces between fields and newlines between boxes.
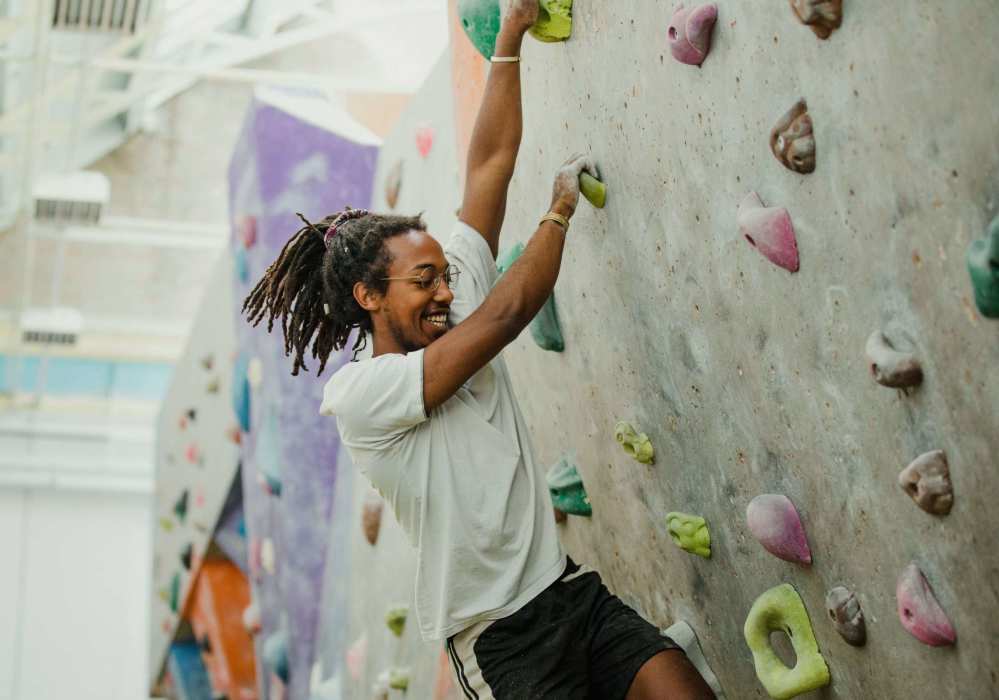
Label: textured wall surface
xmin=495 ymin=1 xmax=999 ymax=698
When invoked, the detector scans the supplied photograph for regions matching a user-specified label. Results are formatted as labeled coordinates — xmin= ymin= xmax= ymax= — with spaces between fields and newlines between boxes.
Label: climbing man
xmin=243 ymin=1 xmax=718 ymax=697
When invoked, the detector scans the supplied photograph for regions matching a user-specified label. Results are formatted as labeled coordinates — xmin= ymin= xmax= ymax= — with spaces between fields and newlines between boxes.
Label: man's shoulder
xmin=319 ymin=352 xmax=420 ymax=418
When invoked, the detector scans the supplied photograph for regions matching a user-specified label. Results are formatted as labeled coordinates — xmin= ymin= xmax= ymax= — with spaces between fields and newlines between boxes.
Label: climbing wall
xmin=227 ymin=87 xmax=380 ymax=700
xmin=490 ymin=1 xmax=999 ymax=697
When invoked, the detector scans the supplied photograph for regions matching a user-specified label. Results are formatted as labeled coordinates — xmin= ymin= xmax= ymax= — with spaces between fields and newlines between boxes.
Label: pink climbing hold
xmin=185 ymin=443 xmax=200 ymax=464
xmin=667 ymin=3 xmax=718 ymax=67
xmin=738 ymin=192 xmax=800 ymax=272
xmin=896 ymin=563 xmax=956 ymax=646
xmin=746 ymin=494 xmax=812 ymax=564
xmin=239 ymin=216 xmax=257 ymax=249
xmin=415 ymin=124 xmax=435 ymax=158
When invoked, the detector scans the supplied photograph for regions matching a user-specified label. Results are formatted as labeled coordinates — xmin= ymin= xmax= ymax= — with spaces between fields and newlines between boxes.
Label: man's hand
xmin=550 ymin=154 xmax=600 ymax=219
xmin=502 ymin=0 xmax=539 ymax=34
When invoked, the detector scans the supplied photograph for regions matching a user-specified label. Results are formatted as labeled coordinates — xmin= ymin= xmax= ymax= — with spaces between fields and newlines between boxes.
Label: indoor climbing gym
xmin=0 ymin=1 xmax=996 ymax=699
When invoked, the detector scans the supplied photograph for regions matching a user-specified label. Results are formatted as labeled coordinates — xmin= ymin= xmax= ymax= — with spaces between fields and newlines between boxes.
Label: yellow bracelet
xmin=490 ymin=55 xmax=520 ymax=63
xmin=539 ymin=212 xmax=570 ymax=231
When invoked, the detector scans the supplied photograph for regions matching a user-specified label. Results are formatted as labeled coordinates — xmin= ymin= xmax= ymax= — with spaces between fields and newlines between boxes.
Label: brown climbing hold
xmin=790 ymin=0 xmax=842 ymax=39
xmin=770 ymin=99 xmax=815 ymax=174
xmin=898 ymin=450 xmax=953 ymax=516
xmin=362 ymin=491 xmax=384 ymax=545
xmin=865 ymin=330 xmax=923 ymax=389
xmin=825 ymin=586 xmax=866 ymax=646
xmin=385 ymin=160 xmax=403 ymax=210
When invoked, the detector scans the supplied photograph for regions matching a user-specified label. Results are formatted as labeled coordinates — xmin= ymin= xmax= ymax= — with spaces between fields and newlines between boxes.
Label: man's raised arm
xmin=458 ymin=0 xmax=539 ymax=259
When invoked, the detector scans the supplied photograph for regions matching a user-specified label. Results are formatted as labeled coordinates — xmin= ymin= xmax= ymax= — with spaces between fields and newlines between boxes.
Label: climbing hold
xmin=346 ymin=635 xmax=367 ymax=681
xmin=257 ymin=411 xmax=284 ymax=497
xmin=239 ymin=216 xmax=257 ymax=249
xmin=263 ymin=630 xmax=290 ymax=682
xmin=746 ymin=494 xmax=812 ymax=564
xmin=261 ymin=538 xmax=276 ymax=574
xmin=546 ymin=456 xmax=592 ymax=517
xmin=665 ymin=511 xmax=711 ymax=558
xmin=184 ymin=443 xmax=200 ymax=465
xmin=242 ymin=601 xmax=262 ymax=635
xmin=206 ymin=377 xmax=220 ymax=394
xmin=738 ymin=192 xmax=800 ymax=272
xmin=186 ymin=408 xmax=196 ymax=422
xmin=235 ymin=246 xmax=249 ymax=284
xmin=159 ymin=516 xmax=174 ymax=532
xmin=899 ymin=450 xmax=953 ymax=516
xmin=496 ymin=243 xmax=565 ymax=351
xmin=194 ymin=488 xmax=205 ymax=508
xmin=173 ymin=490 xmax=189 ymax=522
xmin=169 ymin=571 xmax=181 ymax=613
xmin=362 ymin=491 xmax=384 ymax=545
xmin=232 ymin=355 xmax=251 ymax=432
xmin=178 ymin=414 xmax=188 ymax=430
xmin=225 ymin=425 xmax=241 ymax=445
xmin=790 ymin=0 xmax=842 ymax=39
xmin=530 ymin=0 xmax=573 ymax=43
xmin=580 ymin=172 xmax=607 ymax=209
xmin=385 ymin=160 xmax=403 ymax=210
xmin=667 ymin=3 xmax=718 ymax=67
xmin=415 ymin=124 xmax=435 ymax=158
xmin=180 ymin=543 xmax=193 ymax=570
xmin=247 ymin=357 xmax=263 ymax=389
xmin=896 ymin=563 xmax=956 ymax=646
xmin=201 ymin=354 xmax=214 ymax=371
xmin=967 ymin=215 xmax=999 ymax=318
xmin=744 ymin=584 xmax=830 ymax=699
xmin=457 ymin=0 xmax=501 ymax=59
xmin=770 ymin=99 xmax=816 ymax=174
xmin=385 ymin=605 xmax=409 ymax=637
xmin=248 ymin=537 xmax=262 ymax=579
xmin=865 ymin=330 xmax=923 ymax=389
xmin=388 ymin=667 xmax=410 ymax=691
xmin=614 ymin=421 xmax=655 ymax=464
xmin=825 ymin=586 xmax=866 ymax=646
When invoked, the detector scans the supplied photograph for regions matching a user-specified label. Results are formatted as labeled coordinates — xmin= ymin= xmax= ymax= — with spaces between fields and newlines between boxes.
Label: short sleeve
xmin=319 ymin=349 xmax=427 ymax=448
xmin=445 ymin=220 xmax=497 ymax=326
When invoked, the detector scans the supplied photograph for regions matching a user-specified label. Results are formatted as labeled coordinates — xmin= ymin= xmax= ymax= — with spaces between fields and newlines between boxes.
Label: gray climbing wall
xmin=495 ymin=1 xmax=999 ymax=697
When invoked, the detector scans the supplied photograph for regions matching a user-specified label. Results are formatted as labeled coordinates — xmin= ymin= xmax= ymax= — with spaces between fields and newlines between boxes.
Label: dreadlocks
xmin=242 ymin=209 xmax=426 ymax=375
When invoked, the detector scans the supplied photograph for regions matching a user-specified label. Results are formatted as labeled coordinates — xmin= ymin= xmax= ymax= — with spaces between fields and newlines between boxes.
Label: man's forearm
xmin=465 ymin=27 xmax=527 ymax=175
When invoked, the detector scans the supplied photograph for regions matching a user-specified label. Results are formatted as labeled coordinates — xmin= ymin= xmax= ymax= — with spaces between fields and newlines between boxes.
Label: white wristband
xmin=490 ymin=55 xmax=520 ymax=63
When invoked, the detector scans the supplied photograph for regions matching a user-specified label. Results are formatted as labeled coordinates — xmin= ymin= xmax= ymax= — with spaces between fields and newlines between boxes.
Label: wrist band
xmin=490 ymin=55 xmax=520 ymax=63
xmin=540 ymin=212 xmax=570 ymax=231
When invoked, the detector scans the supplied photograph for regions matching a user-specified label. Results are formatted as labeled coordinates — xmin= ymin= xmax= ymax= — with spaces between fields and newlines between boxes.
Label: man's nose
xmin=435 ymin=279 xmax=455 ymax=304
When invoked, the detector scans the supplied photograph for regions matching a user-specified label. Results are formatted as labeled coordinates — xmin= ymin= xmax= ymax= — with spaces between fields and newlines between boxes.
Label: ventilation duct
xmin=50 ymin=0 xmax=152 ymax=33
xmin=32 ymin=171 xmax=110 ymax=225
xmin=20 ymin=307 xmax=84 ymax=347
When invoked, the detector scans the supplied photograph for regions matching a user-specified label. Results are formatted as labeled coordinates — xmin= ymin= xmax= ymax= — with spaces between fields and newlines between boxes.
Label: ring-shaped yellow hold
xmin=743 ymin=584 xmax=831 ymax=699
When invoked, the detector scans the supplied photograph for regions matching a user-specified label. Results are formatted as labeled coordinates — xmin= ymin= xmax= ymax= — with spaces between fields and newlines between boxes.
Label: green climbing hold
xmin=458 ymin=0 xmax=501 ymax=59
xmin=967 ymin=215 xmax=999 ymax=318
xmin=546 ymin=456 xmax=592 ymax=516
xmin=169 ymin=571 xmax=181 ymax=613
xmin=666 ymin=512 xmax=711 ymax=558
xmin=388 ymin=667 xmax=410 ymax=691
xmin=385 ymin=605 xmax=409 ymax=637
xmin=743 ymin=584 xmax=830 ymax=700
xmin=530 ymin=0 xmax=573 ymax=42
xmin=580 ymin=172 xmax=606 ymax=209
xmin=497 ymin=243 xmax=565 ymax=352
xmin=173 ymin=489 xmax=189 ymax=522
xmin=614 ymin=421 xmax=655 ymax=464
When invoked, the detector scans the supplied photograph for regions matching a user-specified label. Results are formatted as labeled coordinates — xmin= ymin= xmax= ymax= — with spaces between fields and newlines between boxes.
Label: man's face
xmin=374 ymin=230 xmax=454 ymax=353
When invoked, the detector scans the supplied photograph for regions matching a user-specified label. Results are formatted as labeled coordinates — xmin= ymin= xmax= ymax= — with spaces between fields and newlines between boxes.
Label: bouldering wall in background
xmin=493 ymin=1 xmax=999 ymax=697
xmin=227 ymin=87 xmax=380 ymax=700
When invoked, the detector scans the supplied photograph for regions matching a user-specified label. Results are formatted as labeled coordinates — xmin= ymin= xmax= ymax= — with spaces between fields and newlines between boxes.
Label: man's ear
xmin=353 ymin=281 xmax=382 ymax=313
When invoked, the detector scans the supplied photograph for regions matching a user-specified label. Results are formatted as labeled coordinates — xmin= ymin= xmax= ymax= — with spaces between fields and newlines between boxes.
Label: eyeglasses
xmin=381 ymin=265 xmax=460 ymax=291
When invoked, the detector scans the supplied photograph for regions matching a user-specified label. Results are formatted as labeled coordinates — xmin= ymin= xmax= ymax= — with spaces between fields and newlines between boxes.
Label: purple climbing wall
xmin=227 ymin=87 xmax=379 ymax=700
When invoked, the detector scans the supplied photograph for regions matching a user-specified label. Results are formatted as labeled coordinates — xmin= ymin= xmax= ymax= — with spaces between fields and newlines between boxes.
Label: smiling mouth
xmin=424 ymin=311 xmax=448 ymax=329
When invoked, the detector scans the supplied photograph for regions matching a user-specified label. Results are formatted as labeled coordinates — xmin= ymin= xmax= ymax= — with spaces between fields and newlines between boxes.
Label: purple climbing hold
xmin=667 ymin=3 xmax=718 ymax=67
xmin=738 ymin=192 xmax=800 ymax=273
xmin=896 ymin=563 xmax=956 ymax=647
xmin=746 ymin=494 xmax=812 ymax=564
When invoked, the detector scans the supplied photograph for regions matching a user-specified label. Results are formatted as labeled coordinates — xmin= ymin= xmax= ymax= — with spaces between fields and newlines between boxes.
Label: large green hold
xmin=580 ymin=172 xmax=606 ymax=209
xmin=967 ymin=215 xmax=999 ymax=318
xmin=530 ymin=0 xmax=573 ymax=42
xmin=496 ymin=242 xmax=565 ymax=352
xmin=743 ymin=584 xmax=831 ymax=699
xmin=546 ymin=456 xmax=592 ymax=516
xmin=665 ymin=511 xmax=711 ymax=558
xmin=458 ymin=0 xmax=501 ymax=59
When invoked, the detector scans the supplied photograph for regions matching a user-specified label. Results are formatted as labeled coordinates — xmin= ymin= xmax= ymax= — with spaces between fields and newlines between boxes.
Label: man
xmin=244 ymin=1 xmax=718 ymax=697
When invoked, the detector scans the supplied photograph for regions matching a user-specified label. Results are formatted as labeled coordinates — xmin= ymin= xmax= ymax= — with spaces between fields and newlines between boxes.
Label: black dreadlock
xmin=242 ymin=209 xmax=426 ymax=375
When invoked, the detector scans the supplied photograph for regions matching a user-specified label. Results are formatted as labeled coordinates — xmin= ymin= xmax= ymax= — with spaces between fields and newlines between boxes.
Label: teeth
xmin=425 ymin=312 xmax=447 ymax=328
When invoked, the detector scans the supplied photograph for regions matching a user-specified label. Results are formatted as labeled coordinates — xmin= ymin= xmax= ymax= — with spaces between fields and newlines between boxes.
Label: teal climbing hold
xmin=580 ymin=172 xmax=606 ymax=209
xmin=257 ymin=411 xmax=284 ymax=497
xmin=232 ymin=354 xmax=251 ymax=432
xmin=496 ymin=242 xmax=565 ymax=352
xmin=546 ymin=456 xmax=592 ymax=516
xmin=458 ymin=0 xmax=502 ymax=59
xmin=173 ymin=489 xmax=189 ymax=522
xmin=666 ymin=511 xmax=711 ymax=558
xmin=263 ymin=630 xmax=290 ymax=683
xmin=967 ymin=215 xmax=999 ymax=318
xmin=180 ymin=543 xmax=193 ymax=571
xmin=530 ymin=0 xmax=573 ymax=42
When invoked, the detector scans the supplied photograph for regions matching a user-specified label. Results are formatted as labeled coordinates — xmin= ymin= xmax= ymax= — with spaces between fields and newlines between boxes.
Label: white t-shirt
xmin=320 ymin=221 xmax=565 ymax=640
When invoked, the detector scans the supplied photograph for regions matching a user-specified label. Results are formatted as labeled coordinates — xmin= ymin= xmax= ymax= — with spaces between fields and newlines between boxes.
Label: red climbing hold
xmin=738 ymin=192 xmax=800 ymax=272
xmin=896 ymin=563 xmax=956 ymax=646
xmin=746 ymin=494 xmax=812 ymax=564
xmin=667 ymin=3 xmax=718 ymax=67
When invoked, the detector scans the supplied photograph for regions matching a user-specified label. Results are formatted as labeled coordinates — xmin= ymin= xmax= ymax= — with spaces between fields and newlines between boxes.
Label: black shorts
xmin=445 ymin=558 xmax=679 ymax=700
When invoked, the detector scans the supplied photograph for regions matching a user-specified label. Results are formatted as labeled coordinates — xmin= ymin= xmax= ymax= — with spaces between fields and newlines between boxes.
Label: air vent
xmin=20 ymin=308 xmax=84 ymax=347
xmin=32 ymin=171 xmax=110 ymax=225
xmin=51 ymin=0 xmax=151 ymax=34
